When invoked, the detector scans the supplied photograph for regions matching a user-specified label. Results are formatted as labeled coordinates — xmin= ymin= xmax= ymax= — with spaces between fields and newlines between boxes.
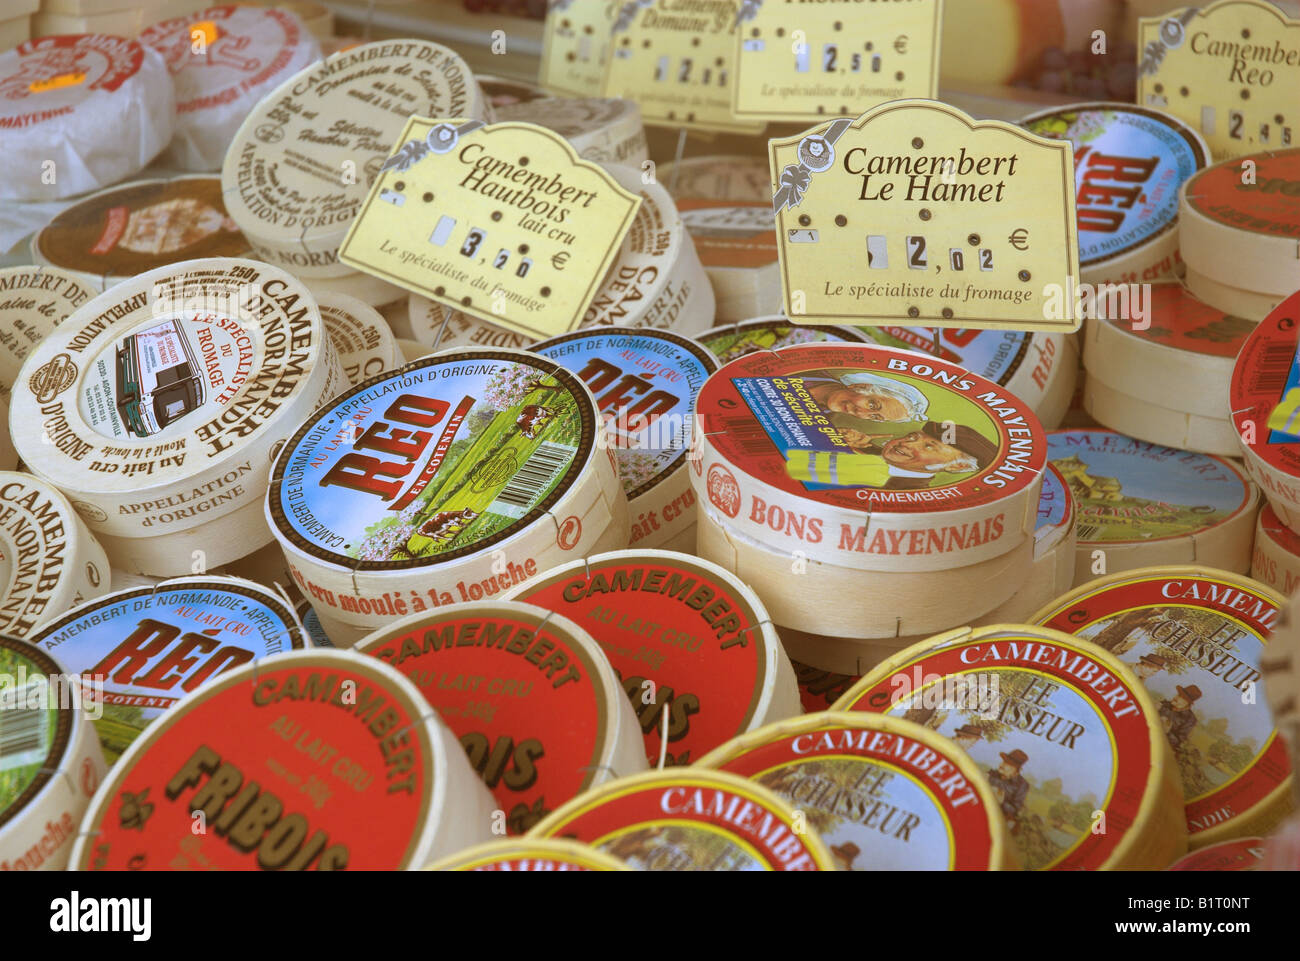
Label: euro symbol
xmin=1008 ymin=228 xmax=1029 ymax=251
xmin=551 ymin=252 xmax=570 ymax=270
xmin=894 ymin=34 xmax=907 ymax=54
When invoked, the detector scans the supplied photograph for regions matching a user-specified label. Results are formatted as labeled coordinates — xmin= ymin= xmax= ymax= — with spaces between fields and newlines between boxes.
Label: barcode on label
xmin=0 ymin=687 xmax=50 ymax=772
xmin=716 ymin=416 xmax=776 ymax=457
xmin=489 ymin=441 xmax=575 ymax=518
xmin=1075 ymin=523 xmax=1102 ymax=541
xmin=1249 ymin=343 xmax=1296 ymax=396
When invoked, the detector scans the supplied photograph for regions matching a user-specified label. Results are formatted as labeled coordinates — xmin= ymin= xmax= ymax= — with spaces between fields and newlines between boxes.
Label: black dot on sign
xmin=715 ymin=57 xmax=724 ymax=66
xmin=1180 ymin=86 xmax=1188 ymax=97
xmin=835 ymin=215 xmax=847 ymax=227
xmin=519 ymin=157 xmax=529 ymax=166
xmin=621 ymin=37 xmax=630 ymax=46
xmin=895 ymin=71 xmax=904 ymax=81
xmin=907 ymin=307 xmax=919 ymax=318
xmin=912 ymin=137 xmax=923 ymax=149
xmin=642 ymin=39 xmax=650 ymax=47
xmin=751 ymin=28 xmax=759 ymax=37
xmin=776 ymin=27 xmax=785 ymax=37
xmin=1154 ymin=83 xmax=1163 ymax=93
xmin=1018 ymin=270 xmax=1031 ymax=282
xmin=865 ymin=42 xmax=873 ymax=51
xmin=817 ymin=104 xmax=825 ymax=114
xmin=519 ymin=244 xmax=530 ymax=254
xmin=798 ymin=214 xmax=811 ymax=226
xmin=919 ymin=209 xmax=931 ymax=221
xmin=668 ymin=110 xmax=677 ymax=119
xmin=1278 ymin=115 xmax=1286 ymax=124
xmin=834 ymin=21 xmax=842 ymax=30
xmin=540 ymin=287 xmax=551 ymax=298
xmin=1241 ymin=89 xmax=1250 ymax=100
xmin=491 ymin=211 xmax=502 ymax=221
xmin=968 ymin=233 xmax=980 ymax=245
xmin=840 ymin=105 xmax=849 ymax=114
xmin=461 ymin=297 xmax=472 ymax=307
xmin=942 ymin=308 xmax=954 ymax=319
xmin=687 ymin=112 xmax=696 ymax=122
xmin=394 ymin=181 xmax=405 ymax=191
xmin=583 ymin=25 xmax=591 ymax=33
xmin=1242 ymin=29 xmax=1250 ymax=39
xmin=423 ymin=192 xmax=433 ymax=203
xmin=565 ymin=52 xmax=575 ymax=62
xmin=434 ymin=286 xmax=445 ymax=296
xmin=561 ymin=18 xmax=569 ymax=27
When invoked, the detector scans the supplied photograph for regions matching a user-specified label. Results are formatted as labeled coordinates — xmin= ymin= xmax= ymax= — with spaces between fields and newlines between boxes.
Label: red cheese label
xmin=75 ymin=658 xmax=436 ymax=871
xmin=1034 ymin=572 xmax=1289 ymax=840
xmin=838 ymin=632 xmax=1157 ymax=871
xmin=1167 ymin=836 xmax=1265 ymax=871
xmin=1230 ymin=292 xmax=1300 ymax=476
xmin=1105 ymin=284 xmax=1254 ymax=357
xmin=707 ymin=720 xmax=998 ymax=871
xmin=534 ymin=772 xmax=830 ymax=871
xmin=357 ymin=608 xmax=613 ymax=835
xmin=1185 ymin=148 xmax=1300 ymax=240
xmin=793 ymin=661 xmax=856 ymax=714
xmin=512 ymin=556 xmax=771 ymax=767
xmin=676 ymin=199 xmax=778 ymax=270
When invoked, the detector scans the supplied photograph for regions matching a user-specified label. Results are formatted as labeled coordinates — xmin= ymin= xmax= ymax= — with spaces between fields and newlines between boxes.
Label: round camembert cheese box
xmin=428 ymin=837 xmax=630 ymax=871
xmin=832 ymin=624 xmax=1188 ymax=870
xmin=694 ymin=317 xmax=870 ymax=365
xmin=317 ymin=290 xmax=403 ymax=388
xmin=527 ymin=767 xmax=838 ymax=871
xmin=69 ymin=648 xmax=497 ymax=870
xmin=1251 ymin=503 xmax=1300 ymax=596
xmin=506 ymin=549 xmax=801 ymax=767
xmin=1048 ymin=429 xmax=1259 ymax=584
xmin=1032 ymin=566 xmax=1293 ymax=848
xmin=353 ymin=601 xmax=647 ymax=834
xmin=1167 ymin=837 xmax=1267 ymax=871
xmin=0 ymin=265 xmax=94 ymax=403
xmin=696 ymin=712 xmax=1017 ymax=870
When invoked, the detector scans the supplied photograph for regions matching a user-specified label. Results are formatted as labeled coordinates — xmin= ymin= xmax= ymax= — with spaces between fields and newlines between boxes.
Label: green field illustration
xmin=0 ymin=648 xmax=59 ymax=812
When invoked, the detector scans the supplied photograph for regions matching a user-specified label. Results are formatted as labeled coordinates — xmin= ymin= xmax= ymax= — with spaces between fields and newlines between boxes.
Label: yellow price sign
xmin=1137 ymin=0 xmax=1300 ymax=160
xmin=340 ymin=118 xmax=642 ymax=342
xmin=770 ymin=100 xmax=1080 ymax=332
xmin=539 ymin=0 xmax=618 ymax=97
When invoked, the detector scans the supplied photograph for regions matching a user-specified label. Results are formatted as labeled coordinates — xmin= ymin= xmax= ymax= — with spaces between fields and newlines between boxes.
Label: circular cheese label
xmin=854 ymin=326 xmax=1035 ymax=389
xmin=0 ymin=34 xmax=145 ymax=122
xmin=430 ymin=837 xmax=628 ymax=871
xmin=1184 ymin=148 xmax=1300 ymax=243
xmin=1020 ymin=103 xmax=1208 ymax=268
xmin=221 ymin=39 xmax=484 ymax=274
xmin=834 ymin=627 xmax=1165 ymax=871
xmin=696 ymin=318 xmax=869 ymax=365
xmin=793 ymin=661 xmax=857 ymax=715
xmin=11 ymin=259 xmax=340 ymax=534
xmin=268 ymin=350 xmax=597 ymax=569
xmin=660 ymin=155 xmax=770 ymax=202
xmin=696 ymin=343 xmax=1046 ymax=550
xmin=1255 ymin=503 xmax=1300 ymax=594
xmin=1230 ymin=291 xmax=1300 ymax=479
xmin=0 ymin=639 xmax=73 ymax=831
xmin=1047 ymin=429 xmax=1253 ymax=545
xmin=1167 ymin=837 xmax=1266 ymax=871
xmin=1102 ymin=284 xmax=1254 ymax=358
xmin=508 ymin=551 xmax=787 ymax=768
xmin=677 ymin=199 xmax=777 ymax=270
xmin=355 ymin=602 xmax=633 ymax=835
xmin=32 ymin=177 xmax=250 ymax=282
xmin=1036 ymin=462 xmax=1073 ymax=555
xmin=28 ymin=578 xmax=307 ymax=765
xmin=318 ymin=291 xmax=399 ymax=387
xmin=529 ymin=768 xmax=836 ymax=870
xmin=533 ymin=328 xmax=716 ymax=501
xmin=71 ymin=651 xmax=450 ymax=871
xmin=698 ymin=713 xmax=1006 ymax=870
xmin=0 ymin=266 xmax=94 ymax=402
xmin=1032 ymin=568 xmax=1290 ymax=842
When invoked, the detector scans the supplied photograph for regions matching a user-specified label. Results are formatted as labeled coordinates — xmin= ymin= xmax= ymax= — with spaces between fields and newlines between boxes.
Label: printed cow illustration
xmin=515 ymin=405 xmax=555 ymax=439
xmin=419 ymin=508 xmax=478 ymax=542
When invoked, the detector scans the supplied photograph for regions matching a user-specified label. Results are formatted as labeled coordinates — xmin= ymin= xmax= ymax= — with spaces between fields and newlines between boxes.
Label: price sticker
xmin=602 ymin=0 xmax=763 ymax=134
xmin=770 ymin=100 xmax=1080 ymax=332
xmin=1137 ymin=0 xmax=1299 ymax=160
xmin=339 ymin=118 xmax=641 ymax=342
xmin=731 ymin=0 xmax=942 ymax=122
xmin=540 ymin=0 xmax=618 ymax=97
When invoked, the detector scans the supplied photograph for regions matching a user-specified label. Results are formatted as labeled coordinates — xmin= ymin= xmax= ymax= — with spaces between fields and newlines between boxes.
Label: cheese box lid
xmin=1018 ymin=102 xmax=1209 ymax=275
xmin=0 ymin=34 xmax=175 ymax=201
xmin=1258 ymin=502 xmax=1300 ymax=559
xmin=792 ymin=660 xmax=857 ymax=715
xmin=852 ymin=326 xmax=1050 ymax=393
xmin=658 ymin=155 xmax=771 ymax=203
xmin=220 ymin=39 xmax=487 ymax=277
xmin=140 ymin=5 xmax=322 ymax=171
xmin=428 ymin=837 xmax=630 ymax=871
xmin=694 ymin=343 xmax=1046 ymax=568
xmin=30 ymin=176 xmax=250 ymax=289
xmin=267 ymin=348 xmax=600 ymax=573
xmin=1230 ymin=291 xmax=1300 ymax=478
xmin=695 ymin=317 xmax=870 ymax=365
xmin=27 ymin=575 xmax=308 ymax=764
xmin=696 ymin=711 xmax=1013 ymax=870
xmin=354 ymin=600 xmax=646 ymax=834
xmin=69 ymin=647 xmax=493 ymax=870
xmin=832 ymin=624 xmax=1182 ymax=870
xmin=1047 ymin=429 xmax=1255 ymax=546
xmin=1167 ymin=836 xmax=1266 ymax=870
xmin=0 ymin=265 xmax=94 ymax=402
xmin=0 ymin=470 xmax=109 ymax=640
xmin=318 ymin=290 xmax=401 ymax=388
xmin=527 ymin=767 xmax=838 ymax=870
xmin=1032 ymin=566 xmax=1291 ymax=846
xmin=506 ymin=549 xmax=799 ymax=767
xmin=1036 ymin=462 xmax=1074 ymax=557
xmin=676 ymin=198 xmax=777 ymax=271
xmin=476 ymin=74 xmax=547 ymax=110
xmin=1180 ymin=148 xmax=1300 ymax=295
xmin=1097 ymin=284 xmax=1254 ymax=359
xmin=9 ymin=258 xmax=339 ymax=535
xmin=532 ymin=327 xmax=716 ymax=502
xmin=0 ymin=638 xmax=105 ymax=872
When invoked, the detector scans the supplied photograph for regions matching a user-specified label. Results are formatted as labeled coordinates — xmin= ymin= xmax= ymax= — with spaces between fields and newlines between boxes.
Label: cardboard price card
xmin=732 ymin=0 xmax=943 ymax=122
xmin=770 ymin=100 xmax=1081 ymax=332
xmin=1137 ymin=0 xmax=1300 ymax=161
xmin=339 ymin=119 xmax=641 ymax=341
xmin=540 ymin=0 xmax=618 ymax=97
xmin=602 ymin=0 xmax=764 ymax=133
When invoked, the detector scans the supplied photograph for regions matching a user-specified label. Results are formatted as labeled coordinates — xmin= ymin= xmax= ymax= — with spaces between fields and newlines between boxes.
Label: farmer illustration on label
xmin=987 ymin=749 xmax=1030 ymax=828
xmin=951 ymin=724 xmax=984 ymax=753
xmin=1132 ymin=653 xmax=1167 ymax=682
xmin=1160 ymin=684 xmax=1201 ymax=750
xmin=800 ymin=369 xmax=928 ymax=425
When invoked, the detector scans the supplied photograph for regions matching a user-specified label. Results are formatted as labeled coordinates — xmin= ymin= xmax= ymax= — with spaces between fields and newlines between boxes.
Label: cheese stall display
xmin=1 ymin=0 xmax=1298 ymax=880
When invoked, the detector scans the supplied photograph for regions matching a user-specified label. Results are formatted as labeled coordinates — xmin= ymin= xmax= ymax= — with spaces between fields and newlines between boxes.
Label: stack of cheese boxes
xmin=1 ymin=2 xmax=1298 ymax=875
